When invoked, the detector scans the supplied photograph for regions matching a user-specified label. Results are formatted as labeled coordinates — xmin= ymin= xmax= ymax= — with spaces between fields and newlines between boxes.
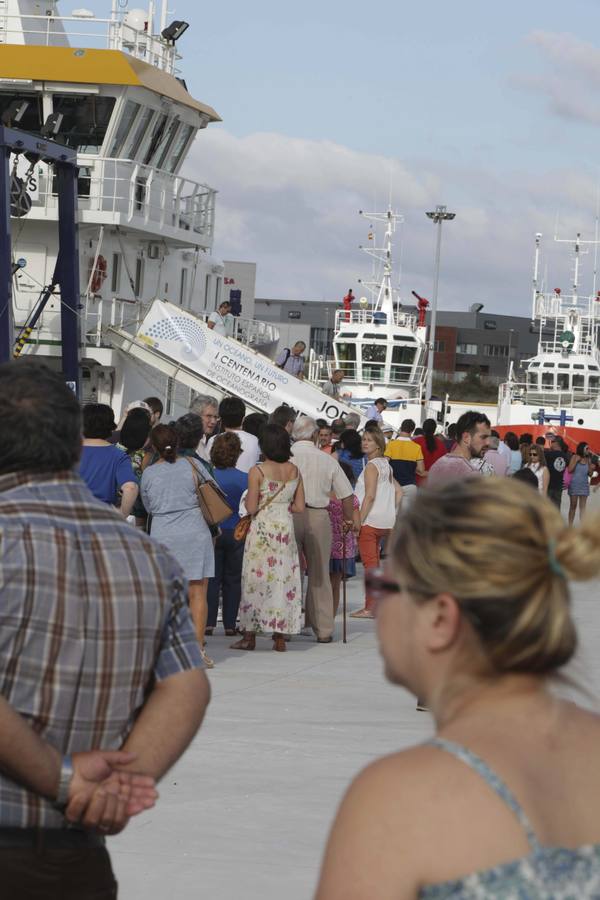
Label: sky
xmin=88 ymin=0 xmax=600 ymax=313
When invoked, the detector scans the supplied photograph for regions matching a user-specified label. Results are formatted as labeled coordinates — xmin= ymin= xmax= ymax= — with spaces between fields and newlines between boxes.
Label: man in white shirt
xmin=190 ymin=394 xmax=220 ymax=463
xmin=206 ymin=396 xmax=260 ymax=473
xmin=365 ymin=398 xmax=387 ymax=424
xmin=291 ymin=416 xmax=355 ymax=643
xmin=207 ymin=301 xmax=234 ymax=336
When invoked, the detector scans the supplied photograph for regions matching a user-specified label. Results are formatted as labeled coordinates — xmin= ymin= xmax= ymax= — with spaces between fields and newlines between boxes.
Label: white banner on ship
xmin=137 ymin=300 xmax=365 ymax=425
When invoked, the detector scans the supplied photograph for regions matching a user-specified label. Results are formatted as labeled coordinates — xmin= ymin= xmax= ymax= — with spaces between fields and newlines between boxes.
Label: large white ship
xmin=496 ymin=232 xmax=600 ymax=451
xmin=1 ymin=0 xmax=285 ymax=416
xmin=307 ymin=207 xmax=428 ymax=428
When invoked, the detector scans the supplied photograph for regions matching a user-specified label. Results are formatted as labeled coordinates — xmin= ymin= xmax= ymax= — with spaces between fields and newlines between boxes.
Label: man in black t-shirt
xmin=545 ymin=436 xmax=569 ymax=509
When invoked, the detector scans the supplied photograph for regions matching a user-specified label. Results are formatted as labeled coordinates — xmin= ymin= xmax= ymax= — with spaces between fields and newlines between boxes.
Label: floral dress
xmin=239 ymin=476 xmax=302 ymax=634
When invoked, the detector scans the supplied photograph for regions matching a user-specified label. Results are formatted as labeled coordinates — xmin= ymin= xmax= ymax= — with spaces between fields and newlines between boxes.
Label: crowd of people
xmin=76 ymin=394 xmax=600 ymax=662
xmin=2 ymin=356 xmax=600 ymax=896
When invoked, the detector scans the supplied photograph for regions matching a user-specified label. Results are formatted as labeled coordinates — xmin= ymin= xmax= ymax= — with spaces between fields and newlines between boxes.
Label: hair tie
xmin=548 ymin=539 xmax=566 ymax=579
xmin=165 ymin=445 xmax=172 ymax=450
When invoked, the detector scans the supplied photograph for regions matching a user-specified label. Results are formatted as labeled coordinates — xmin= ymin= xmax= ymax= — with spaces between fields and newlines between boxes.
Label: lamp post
xmin=425 ymin=205 xmax=455 ymax=402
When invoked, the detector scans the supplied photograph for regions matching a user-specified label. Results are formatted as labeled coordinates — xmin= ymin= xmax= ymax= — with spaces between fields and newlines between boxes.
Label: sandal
xmin=204 ymin=627 xmax=214 ymax=636
xmin=230 ymin=633 xmax=256 ymax=651
xmin=349 ymin=609 xmax=375 ymax=619
xmin=200 ymin=646 xmax=215 ymax=668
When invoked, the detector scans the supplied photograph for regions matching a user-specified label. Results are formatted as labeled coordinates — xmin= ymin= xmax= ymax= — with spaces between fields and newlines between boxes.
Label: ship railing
xmin=498 ymin=380 xmax=600 ymax=410
xmin=334 ymin=308 xmax=417 ymax=329
xmin=0 ymin=13 xmax=180 ymax=75
xmin=539 ymin=339 xmax=596 ymax=355
xmin=30 ymin=158 xmax=216 ymax=245
xmin=307 ymin=355 xmax=427 ymax=388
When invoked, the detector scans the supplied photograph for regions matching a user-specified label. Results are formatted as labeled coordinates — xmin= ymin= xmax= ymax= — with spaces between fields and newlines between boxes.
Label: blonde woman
xmin=525 ymin=444 xmax=550 ymax=494
xmin=316 ymin=479 xmax=600 ymax=898
xmin=350 ymin=429 xmax=402 ymax=619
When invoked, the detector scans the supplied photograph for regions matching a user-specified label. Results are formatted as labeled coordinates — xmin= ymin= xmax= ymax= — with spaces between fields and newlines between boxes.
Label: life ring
xmin=89 ymin=254 xmax=107 ymax=294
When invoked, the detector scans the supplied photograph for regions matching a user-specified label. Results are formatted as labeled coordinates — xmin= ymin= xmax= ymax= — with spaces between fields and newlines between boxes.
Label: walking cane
xmin=342 ymin=522 xmax=348 ymax=644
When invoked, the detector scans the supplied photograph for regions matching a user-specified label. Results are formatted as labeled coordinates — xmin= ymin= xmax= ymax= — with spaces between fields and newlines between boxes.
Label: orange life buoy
xmin=89 ymin=254 xmax=107 ymax=294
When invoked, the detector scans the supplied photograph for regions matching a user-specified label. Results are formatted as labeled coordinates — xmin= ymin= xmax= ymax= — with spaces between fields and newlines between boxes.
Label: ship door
xmin=81 ymin=365 xmax=115 ymax=405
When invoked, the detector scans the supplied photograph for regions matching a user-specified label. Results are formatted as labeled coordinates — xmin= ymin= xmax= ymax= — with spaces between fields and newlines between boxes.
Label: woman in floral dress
xmin=232 ymin=424 xmax=305 ymax=652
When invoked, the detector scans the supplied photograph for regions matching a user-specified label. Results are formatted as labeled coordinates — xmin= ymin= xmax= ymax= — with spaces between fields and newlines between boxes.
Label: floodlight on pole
xmin=425 ymin=205 xmax=455 ymax=402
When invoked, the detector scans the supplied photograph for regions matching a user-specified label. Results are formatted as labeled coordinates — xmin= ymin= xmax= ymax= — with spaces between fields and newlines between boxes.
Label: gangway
xmin=106 ymin=299 xmax=369 ymax=426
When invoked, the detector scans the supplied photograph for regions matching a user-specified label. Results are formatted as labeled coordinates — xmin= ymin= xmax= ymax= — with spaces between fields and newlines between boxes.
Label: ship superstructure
xmin=497 ymin=232 xmax=600 ymax=449
xmin=308 ymin=207 xmax=428 ymax=426
xmin=1 ymin=0 xmax=279 ymax=414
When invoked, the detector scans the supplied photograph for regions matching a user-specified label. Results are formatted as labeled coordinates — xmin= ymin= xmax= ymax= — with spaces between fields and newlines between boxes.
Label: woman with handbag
xmin=141 ymin=423 xmax=216 ymax=668
xmin=231 ymin=424 xmax=305 ymax=652
xmin=206 ymin=432 xmax=249 ymax=636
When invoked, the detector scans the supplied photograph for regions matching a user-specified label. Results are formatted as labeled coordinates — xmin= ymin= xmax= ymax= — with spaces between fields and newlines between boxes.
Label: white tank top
xmin=355 ymin=457 xmax=397 ymax=528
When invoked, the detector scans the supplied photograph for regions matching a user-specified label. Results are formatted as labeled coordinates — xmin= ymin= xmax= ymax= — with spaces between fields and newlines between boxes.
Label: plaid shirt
xmin=0 ymin=470 xmax=203 ymax=828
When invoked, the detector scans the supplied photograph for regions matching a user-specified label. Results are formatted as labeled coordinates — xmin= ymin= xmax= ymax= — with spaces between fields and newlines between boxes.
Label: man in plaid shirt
xmin=0 ymin=359 xmax=210 ymax=898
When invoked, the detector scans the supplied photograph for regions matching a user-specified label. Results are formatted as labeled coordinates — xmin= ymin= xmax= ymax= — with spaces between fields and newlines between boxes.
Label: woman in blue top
xmin=206 ymin=432 xmax=248 ymax=636
xmin=333 ymin=429 xmax=366 ymax=482
xmin=316 ymin=478 xmax=600 ymax=899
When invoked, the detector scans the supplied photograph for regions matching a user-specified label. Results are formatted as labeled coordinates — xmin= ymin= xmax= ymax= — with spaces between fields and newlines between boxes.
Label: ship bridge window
xmin=541 ymin=372 xmax=554 ymax=388
xmin=52 ymin=94 xmax=116 ymax=153
xmin=542 ymin=362 xmax=554 ymax=368
xmin=590 ymin=376 xmax=600 ymax=390
xmin=363 ymin=333 xmax=386 ymax=340
xmin=126 ymin=106 xmax=154 ymax=159
xmin=154 ymin=117 xmax=180 ymax=169
xmin=391 ymin=346 xmax=416 ymax=381
xmin=558 ymin=363 xmax=569 ymax=369
xmin=573 ymin=373 xmax=585 ymax=389
xmin=530 ymin=362 xmax=540 ymax=368
xmin=143 ymin=113 xmax=168 ymax=165
xmin=337 ymin=332 xmax=358 ymax=339
xmin=336 ymin=341 xmax=356 ymax=379
xmin=590 ymin=365 xmax=599 ymax=371
xmin=0 ymin=92 xmax=44 ymax=134
xmin=108 ymin=99 xmax=140 ymax=157
xmin=166 ymin=123 xmax=194 ymax=173
xmin=393 ymin=334 xmax=416 ymax=342
xmin=574 ymin=364 xmax=585 ymax=370
xmin=557 ymin=373 xmax=569 ymax=390
xmin=362 ymin=342 xmax=386 ymax=380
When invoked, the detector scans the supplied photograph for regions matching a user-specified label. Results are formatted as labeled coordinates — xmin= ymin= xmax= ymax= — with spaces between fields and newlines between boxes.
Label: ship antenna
xmin=593 ymin=181 xmax=600 ymax=296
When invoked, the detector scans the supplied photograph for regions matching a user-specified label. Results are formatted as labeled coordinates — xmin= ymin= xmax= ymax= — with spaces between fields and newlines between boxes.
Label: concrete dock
xmin=111 ymin=537 xmax=600 ymax=900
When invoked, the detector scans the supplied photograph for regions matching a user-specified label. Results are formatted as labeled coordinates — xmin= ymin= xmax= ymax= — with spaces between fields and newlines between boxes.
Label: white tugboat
xmin=1 ymin=0 xmax=280 ymax=415
xmin=308 ymin=206 xmax=428 ymax=427
xmin=497 ymin=232 xmax=600 ymax=451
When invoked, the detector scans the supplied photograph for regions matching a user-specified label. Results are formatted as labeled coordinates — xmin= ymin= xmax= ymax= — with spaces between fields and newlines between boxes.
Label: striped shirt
xmin=0 ymin=470 xmax=203 ymax=828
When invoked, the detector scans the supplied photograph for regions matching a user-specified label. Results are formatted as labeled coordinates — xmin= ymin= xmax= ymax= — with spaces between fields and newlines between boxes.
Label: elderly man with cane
xmin=292 ymin=417 xmax=357 ymax=643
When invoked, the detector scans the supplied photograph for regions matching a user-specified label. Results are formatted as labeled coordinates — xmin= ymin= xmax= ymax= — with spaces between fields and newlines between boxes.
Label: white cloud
xmin=519 ymin=31 xmax=600 ymax=126
xmin=183 ymin=127 xmax=600 ymax=314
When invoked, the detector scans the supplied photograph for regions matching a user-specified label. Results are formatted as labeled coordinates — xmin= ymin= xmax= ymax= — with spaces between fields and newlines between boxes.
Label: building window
xmin=483 ymin=320 xmax=497 ymax=330
xmin=483 ymin=344 xmax=508 ymax=357
xmin=456 ymin=343 xmax=478 ymax=355
xmin=433 ymin=340 xmax=445 ymax=352
xmin=111 ymin=253 xmax=121 ymax=293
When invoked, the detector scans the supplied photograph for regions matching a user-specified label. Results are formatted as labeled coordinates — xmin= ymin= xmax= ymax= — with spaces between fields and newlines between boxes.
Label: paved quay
xmin=111 ymin=501 xmax=600 ymax=899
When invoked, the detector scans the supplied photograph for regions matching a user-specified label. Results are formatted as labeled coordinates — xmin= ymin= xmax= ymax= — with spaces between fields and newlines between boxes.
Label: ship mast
xmin=358 ymin=207 xmax=403 ymax=319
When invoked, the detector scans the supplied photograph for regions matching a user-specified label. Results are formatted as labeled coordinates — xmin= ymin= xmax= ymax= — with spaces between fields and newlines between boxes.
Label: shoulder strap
xmin=426 ymin=738 xmax=540 ymax=852
xmin=255 ymin=478 xmax=288 ymax=515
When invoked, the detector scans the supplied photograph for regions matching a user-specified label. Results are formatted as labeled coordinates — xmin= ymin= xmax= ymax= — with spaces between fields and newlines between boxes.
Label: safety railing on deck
xmin=0 ymin=13 xmax=180 ymax=75
xmin=307 ymin=354 xmax=427 ymax=388
xmin=28 ymin=158 xmax=216 ymax=244
xmin=334 ymin=308 xmax=417 ymax=330
xmin=498 ymin=380 xmax=600 ymax=410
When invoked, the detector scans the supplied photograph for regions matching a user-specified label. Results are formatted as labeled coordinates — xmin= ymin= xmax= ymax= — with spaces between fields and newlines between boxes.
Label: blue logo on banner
xmin=146 ymin=316 xmax=207 ymax=358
